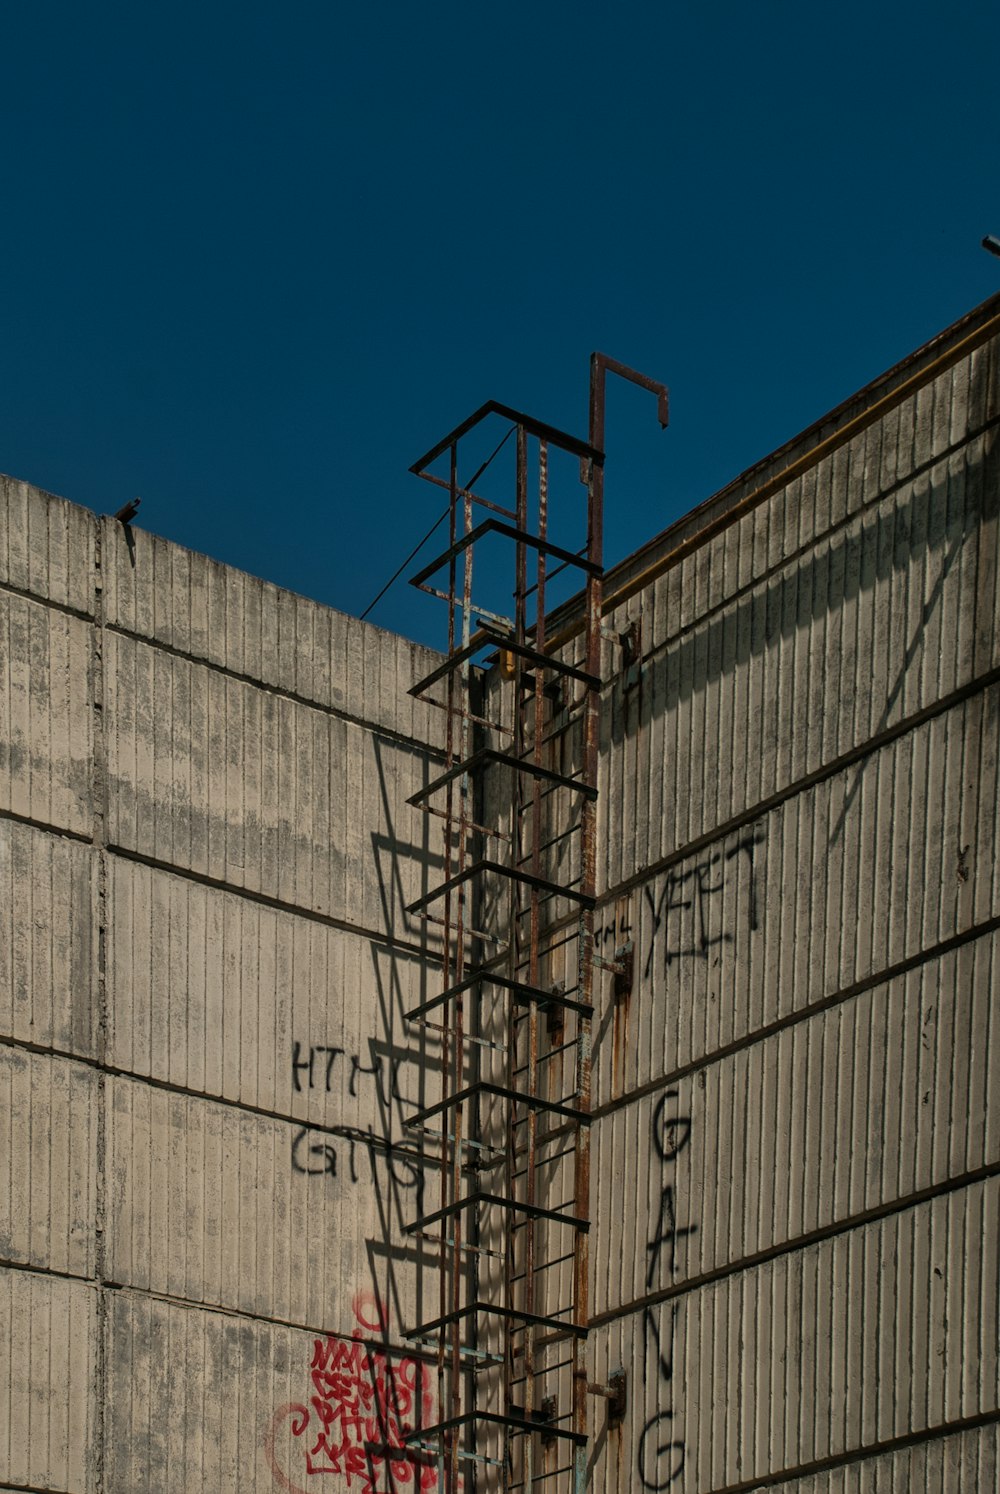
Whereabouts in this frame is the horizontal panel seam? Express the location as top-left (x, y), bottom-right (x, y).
top-left (0, 1032), bottom-right (435, 1170)
top-left (588, 1158), bottom-right (1000, 1329)
top-left (0, 1259), bottom-right (435, 1365)
top-left (103, 620), bottom-right (446, 758)
top-left (704, 1409), bottom-right (1000, 1492)
top-left (598, 663), bottom-right (1000, 909)
top-left (0, 575), bottom-right (95, 622)
top-left (0, 807), bottom-right (92, 846)
top-left (592, 913), bottom-right (1000, 1119)
top-left (0, 816), bottom-right (440, 957)
top-left (620, 409), bottom-right (1000, 664)
top-left (105, 842), bottom-right (440, 956)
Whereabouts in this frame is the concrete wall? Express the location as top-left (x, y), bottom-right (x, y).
top-left (581, 304), bottom-right (1000, 1490)
top-left (2, 293), bottom-right (998, 1494)
top-left (0, 486), bottom-right (446, 1493)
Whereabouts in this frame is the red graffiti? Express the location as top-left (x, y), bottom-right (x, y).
top-left (266, 1295), bottom-right (440, 1494)
top-left (265, 1405), bottom-right (312, 1494)
top-left (351, 1290), bottom-right (388, 1334)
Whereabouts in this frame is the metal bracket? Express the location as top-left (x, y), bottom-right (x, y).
top-left (588, 1369), bottom-right (627, 1427)
top-left (593, 954), bottom-right (625, 976)
top-left (593, 940), bottom-right (633, 986)
top-left (534, 1396), bottom-right (559, 1447)
top-left (613, 941), bottom-right (634, 1001)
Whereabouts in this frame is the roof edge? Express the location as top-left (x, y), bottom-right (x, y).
top-left (545, 289), bottom-right (1000, 647)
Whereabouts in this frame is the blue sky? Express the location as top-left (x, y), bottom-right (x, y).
top-left (2, 2), bottom-right (998, 646)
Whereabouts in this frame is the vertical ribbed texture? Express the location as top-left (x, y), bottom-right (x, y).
top-left (104, 1290), bottom-right (412, 1493)
top-left (0, 1267), bottom-right (94, 1491)
top-left (583, 331), bottom-right (999, 1491)
top-left (0, 1050), bottom-right (97, 1277)
top-left (103, 631), bottom-right (437, 932)
top-left (0, 474), bottom-right (95, 615)
top-left (590, 680), bottom-right (1000, 1104)
top-left (2, 315), bottom-right (998, 1491)
top-left (0, 819), bottom-right (95, 1054)
top-left (106, 858), bottom-right (436, 1115)
top-left (2, 477), bottom-right (446, 1489)
top-left (0, 592), bottom-right (93, 834)
top-left (100, 515), bottom-right (443, 747)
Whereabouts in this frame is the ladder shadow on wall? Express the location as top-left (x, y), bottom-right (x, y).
top-left (360, 735), bottom-right (446, 1352)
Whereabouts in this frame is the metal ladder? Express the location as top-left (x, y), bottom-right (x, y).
top-left (402, 360), bottom-right (667, 1494)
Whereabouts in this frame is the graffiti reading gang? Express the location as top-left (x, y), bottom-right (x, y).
top-left (639, 1087), bottom-right (696, 1489)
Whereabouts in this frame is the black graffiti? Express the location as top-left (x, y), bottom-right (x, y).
top-left (291, 1125), bottom-right (425, 1215)
top-left (349, 1053), bottom-right (382, 1097)
top-left (639, 1087), bottom-right (697, 1488)
top-left (637, 1411), bottom-right (685, 1489)
top-left (643, 859), bottom-right (727, 974)
top-left (292, 1127), bottom-right (337, 1176)
top-left (643, 1302), bottom-right (678, 1385)
top-left (594, 921), bottom-right (632, 948)
top-left (291, 1042), bottom-right (406, 1101)
top-left (643, 829), bottom-right (763, 979)
top-left (645, 1186), bottom-right (696, 1288)
top-left (726, 828), bottom-right (763, 933)
top-left (652, 1090), bottom-right (691, 1162)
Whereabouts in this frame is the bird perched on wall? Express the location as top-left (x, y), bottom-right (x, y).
top-left (113, 497), bottom-right (141, 524)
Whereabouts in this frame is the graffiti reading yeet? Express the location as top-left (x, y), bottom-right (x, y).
top-left (643, 827), bottom-right (764, 980)
top-left (639, 1088), bottom-right (696, 1490)
top-left (264, 1294), bottom-right (440, 1494)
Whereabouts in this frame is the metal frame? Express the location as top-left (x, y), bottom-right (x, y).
top-left (404, 357), bottom-right (667, 1494)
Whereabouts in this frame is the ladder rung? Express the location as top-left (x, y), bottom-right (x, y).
top-left (406, 1190), bottom-right (588, 1236)
top-left (406, 972), bottom-right (591, 1024)
top-left (511, 1247), bottom-right (576, 1280)
top-left (401, 1406), bottom-right (586, 1447)
top-left (414, 1231), bottom-right (505, 1259)
top-left (407, 1301), bottom-right (587, 1342)
top-left (407, 1440), bottom-right (504, 1467)
top-left (404, 1080), bottom-right (590, 1131)
top-left (508, 1464), bottom-right (575, 1488)
top-left (408, 746), bottom-right (597, 808)
top-left (509, 1354), bottom-right (576, 1385)
top-left (406, 1338), bottom-right (504, 1366)
top-left (407, 858), bottom-right (596, 917)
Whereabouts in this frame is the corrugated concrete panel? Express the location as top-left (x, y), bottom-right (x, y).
top-left (106, 856), bottom-right (439, 1122)
top-left (105, 1289), bottom-right (444, 1493)
top-left (2, 305), bottom-right (997, 1492)
top-left (101, 516), bottom-right (444, 746)
top-left (0, 473), bottom-right (95, 615)
top-left (0, 590), bottom-right (92, 835)
top-left (603, 331), bottom-right (999, 672)
top-left (0, 1049), bottom-right (97, 1278)
top-left (103, 631), bottom-right (439, 929)
top-left (591, 1176), bottom-right (1000, 1492)
top-left (106, 1077), bottom-right (431, 1333)
top-left (761, 1420), bottom-right (999, 1492)
top-left (593, 683), bottom-right (999, 1100)
top-left (0, 819), bottom-right (95, 1055)
top-left (599, 417), bottom-right (999, 890)
top-left (591, 925), bottom-right (999, 1316)
top-left (602, 327), bottom-right (999, 619)
top-left (576, 320), bottom-right (1000, 1491)
top-left (0, 1267), bottom-right (94, 1492)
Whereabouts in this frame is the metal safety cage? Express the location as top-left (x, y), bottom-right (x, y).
top-left (403, 360), bottom-right (667, 1494)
